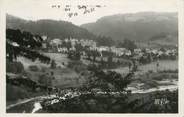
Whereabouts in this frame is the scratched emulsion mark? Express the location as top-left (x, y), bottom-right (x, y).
top-left (31, 102), bottom-right (42, 113)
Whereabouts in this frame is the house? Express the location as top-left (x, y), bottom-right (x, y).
top-left (50, 38), bottom-right (62, 46)
top-left (134, 49), bottom-right (142, 54)
top-left (41, 35), bottom-right (47, 41)
top-left (151, 49), bottom-right (158, 54)
top-left (158, 50), bottom-right (164, 56)
top-left (50, 38), bottom-right (62, 52)
top-left (165, 50), bottom-right (172, 55)
top-left (145, 48), bottom-right (152, 53)
top-left (42, 43), bottom-right (47, 49)
top-left (97, 46), bottom-right (110, 52)
top-left (58, 47), bottom-right (68, 53)
top-left (110, 47), bottom-right (127, 56)
top-left (125, 50), bottom-right (132, 56)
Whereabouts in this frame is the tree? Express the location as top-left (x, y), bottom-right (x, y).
top-left (50, 60), bottom-right (57, 69)
top-left (67, 50), bottom-right (81, 60)
top-left (91, 50), bottom-right (100, 62)
top-left (85, 49), bottom-right (92, 60)
top-left (75, 43), bottom-right (83, 52)
top-left (96, 36), bottom-right (115, 46)
top-left (101, 51), bottom-right (114, 57)
top-left (6, 29), bottom-right (50, 63)
top-left (107, 56), bottom-right (113, 65)
top-left (86, 64), bottom-right (133, 92)
top-left (65, 41), bottom-right (72, 51)
top-left (118, 39), bottom-right (137, 52)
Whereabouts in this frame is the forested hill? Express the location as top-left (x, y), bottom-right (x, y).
top-left (81, 12), bottom-right (178, 44)
top-left (6, 14), bottom-right (96, 40)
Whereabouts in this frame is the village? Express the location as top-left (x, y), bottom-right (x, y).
top-left (43, 37), bottom-right (178, 63)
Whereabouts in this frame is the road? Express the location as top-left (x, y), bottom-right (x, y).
top-left (6, 85), bottom-right (178, 113)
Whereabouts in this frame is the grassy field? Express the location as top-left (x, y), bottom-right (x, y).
top-left (110, 60), bottom-right (178, 93)
top-left (14, 54), bottom-right (178, 94)
top-left (16, 53), bottom-right (87, 89)
top-left (44, 53), bottom-right (71, 67)
top-left (17, 53), bottom-right (70, 70)
top-left (138, 60), bottom-right (178, 73)
top-left (111, 60), bottom-right (178, 75)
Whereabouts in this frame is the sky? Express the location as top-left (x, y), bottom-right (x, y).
top-left (4, 0), bottom-right (178, 25)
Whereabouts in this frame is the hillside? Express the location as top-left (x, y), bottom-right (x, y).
top-left (6, 13), bottom-right (178, 47)
top-left (81, 12), bottom-right (178, 45)
top-left (6, 14), bottom-right (96, 40)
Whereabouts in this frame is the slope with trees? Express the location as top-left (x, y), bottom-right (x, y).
top-left (7, 14), bottom-right (116, 46)
top-left (81, 12), bottom-right (178, 46)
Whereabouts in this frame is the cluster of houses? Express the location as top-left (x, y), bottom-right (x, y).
top-left (47, 38), bottom-right (96, 52)
top-left (133, 48), bottom-right (178, 57)
top-left (47, 38), bottom-right (132, 56)
top-left (42, 37), bottom-right (178, 59)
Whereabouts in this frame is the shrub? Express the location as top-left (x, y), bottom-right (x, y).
top-left (38, 73), bottom-right (47, 85)
top-left (50, 60), bottom-right (57, 69)
top-left (6, 61), bottom-right (24, 73)
top-left (68, 61), bottom-right (87, 73)
top-left (6, 84), bottom-right (28, 101)
top-left (41, 67), bottom-right (47, 72)
top-left (152, 74), bottom-right (170, 81)
top-left (148, 70), bottom-right (153, 73)
top-left (29, 65), bottom-right (39, 72)
top-left (158, 69), bottom-right (178, 73)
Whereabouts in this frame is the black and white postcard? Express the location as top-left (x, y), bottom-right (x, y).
top-left (0, 0), bottom-right (184, 116)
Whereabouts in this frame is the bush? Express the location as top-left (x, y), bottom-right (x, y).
top-left (29, 65), bottom-right (39, 72)
top-left (41, 67), bottom-right (47, 72)
top-left (38, 73), bottom-right (47, 85)
top-left (6, 84), bottom-right (28, 101)
top-left (158, 69), bottom-right (178, 73)
top-left (50, 60), bottom-right (57, 69)
top-left (68, 61), bottom-right (87, 73)
top-left (152, 74), bottom-right (170, 81)
top-left (148, 70), bottom-right (153, 73)
top-left (6, 61), bottom-right (24, 74)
